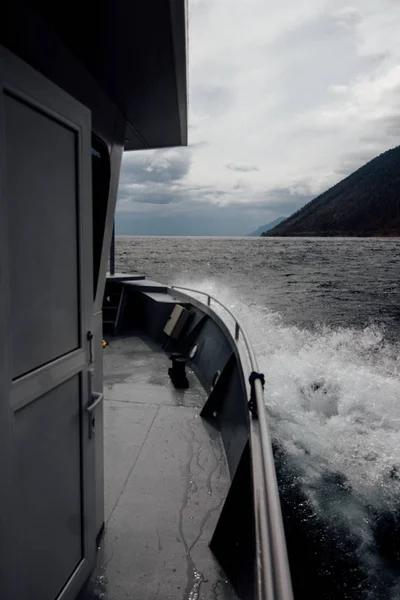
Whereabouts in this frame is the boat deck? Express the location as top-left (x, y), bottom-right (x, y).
top-left (82, 334), bottom-right (236, 600)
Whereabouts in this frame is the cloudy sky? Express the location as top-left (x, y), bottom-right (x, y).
top-left (116, 0), bottom-right (400, 235)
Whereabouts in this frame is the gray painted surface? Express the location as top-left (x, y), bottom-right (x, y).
top-left (104, 273), bottom-right (146, 282)
top-left (216, 362), bottom-right (249, 477)
top-left (6, 93), bottom-right (79, 377)
top-left (190, 319), bottom-right (233, 392)
top-left (93, 311), bottom-right (105, 542)
top-left (104, 401), bottom-right (158, 521)
top-left (0, 54), bottom-right (16, 597)
top-left (83, 335), bottom-right (237, 600)
top-left (90, 70), bottom-right (126, 546)
top-left (0, 47), bottom-right (96, 600)
top-left (93, 127), bottom-right (125, 314)
top-left (16, 376), bottom-right (82, 599)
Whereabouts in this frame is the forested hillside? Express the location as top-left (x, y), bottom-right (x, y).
top-left (264, 146), bottom-right (400, 237)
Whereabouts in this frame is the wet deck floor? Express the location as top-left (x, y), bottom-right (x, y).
top-left (83, 335), bottom-right (236, 600)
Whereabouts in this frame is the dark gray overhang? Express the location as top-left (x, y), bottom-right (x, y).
top-left (0, 1), bottom-right (188, 150)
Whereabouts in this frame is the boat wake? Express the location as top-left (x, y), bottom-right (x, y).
top-left (174, 277), bottom-right (400, 600)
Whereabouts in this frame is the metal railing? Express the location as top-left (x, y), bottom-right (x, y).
top-left (171, 285), bottom-right (257, 365)
top-left (171, 285), bottom-right (294, 600)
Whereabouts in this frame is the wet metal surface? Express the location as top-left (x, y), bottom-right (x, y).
top-left (82, 335), bottom-right (236, 600)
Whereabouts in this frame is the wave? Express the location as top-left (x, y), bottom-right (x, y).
top-left (173, 276), bottom-right (400, 599)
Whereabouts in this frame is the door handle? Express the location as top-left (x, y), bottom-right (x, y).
top-left (87, 391), bottom-right (104, 413)
top-left (86, 392), bottom-right (104, 438)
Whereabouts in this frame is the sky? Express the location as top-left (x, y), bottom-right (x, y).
top-left (116, 0), bottom-right (400, 236)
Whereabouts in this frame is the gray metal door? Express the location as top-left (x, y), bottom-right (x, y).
top-left (0, 48), bottom-right (96, 600)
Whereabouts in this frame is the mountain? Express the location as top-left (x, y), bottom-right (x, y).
top-left (263, 146), bottom-right (400, 237)
top-left (248, 217), bottom-right (286, 236)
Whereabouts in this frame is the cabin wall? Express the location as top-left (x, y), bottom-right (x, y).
top-left (0, 47), bottom-right (97, 598)
top-left (0, 2), bottom-right (133, 294)
top-left (0, 4), bottom-right (188, 598)
top-left (0, 14), bottom-right (133, 545)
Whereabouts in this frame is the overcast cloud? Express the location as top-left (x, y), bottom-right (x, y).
top-left (117, 0), bottom-right (400, 235)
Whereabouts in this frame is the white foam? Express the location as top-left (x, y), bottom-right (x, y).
top-left (174, 277), bottom-right (400, 516)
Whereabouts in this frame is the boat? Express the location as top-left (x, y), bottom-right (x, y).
top-left (0, 2), bottom-right (293, 599)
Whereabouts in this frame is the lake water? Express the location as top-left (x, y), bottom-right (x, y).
top-left (115, 236), bottom-right (400, 600)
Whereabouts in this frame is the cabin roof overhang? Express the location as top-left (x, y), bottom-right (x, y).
top-left (0, 0), bottom-right (188, 150)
